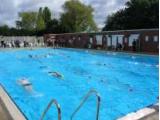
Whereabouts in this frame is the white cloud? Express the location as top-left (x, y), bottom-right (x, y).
top-left (0, 0), bottom-right (128, 29)
top-left (82, 0), bottom-right (128, 28)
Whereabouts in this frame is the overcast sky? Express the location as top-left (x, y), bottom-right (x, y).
top-left (0, 0), bottom-right (128, 29)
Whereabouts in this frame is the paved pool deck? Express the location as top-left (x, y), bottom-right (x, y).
top-left (0, 86), bottom-right (27, 120)
top-left (140, 111), bottom-right (159, 120)
top-left (0, 103), bottom-right (10, 120)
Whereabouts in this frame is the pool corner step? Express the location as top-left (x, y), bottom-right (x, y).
top-left (117, 103), bottom-right (159, 120)
top-left (0, 85), bottom-right (27, 120)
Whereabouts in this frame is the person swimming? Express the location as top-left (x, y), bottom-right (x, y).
top-left (39, 66), bottom-right (48, 69)
top-left (17, 78), bottom-right (32, 92)
top-left (28, 54), bottom-right (38, 59)
top-left (129, 88), bottom-right (133, 92)
top-left (48, 52), bottom-right (54, 56)
top-left (131, 56), bottom-right (136, 59)
top-left (44, 54), bottom-right (51, 58)
top-left (48, 71), bottom-right (64, 79)
top-left (28, 54), bottom-right (33, 58)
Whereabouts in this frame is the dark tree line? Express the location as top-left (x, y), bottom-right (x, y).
top-left (103, 0), bottom-right (159, 31)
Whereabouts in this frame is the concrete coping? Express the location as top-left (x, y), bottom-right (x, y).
top-left (0, 85), bottom-right (27, 120)
top-left (118, 103), bottom-right (159, 120)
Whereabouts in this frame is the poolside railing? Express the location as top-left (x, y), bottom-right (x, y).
top-left (70, 89), bottom-right (101, 120)
top-left (40, 99), bottom-right (61, 120)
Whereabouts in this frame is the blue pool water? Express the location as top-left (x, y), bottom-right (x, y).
top-left (0, 48), bottom-right (158, 120)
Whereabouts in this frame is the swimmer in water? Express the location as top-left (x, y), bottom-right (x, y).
top-left (44, 54), bottom-right (50, 58)
top-left (28, 55), bottom-right (38, 59)
top-left (49, 71), bottom-right (64, 79)
top-left (129, 88), bottom-right (133, 92)
top-left (112, 53), bottom-right (116, 55)
top-left (156, 65), bottom-right (159, 68)
top-left (28, 54), bottom-right (33, 58)
top-left (88, 76), bottom-right (92, 79)
top-left (48, 53), bottom-right (54, 56)
top-left (39, 66), bottom-right (48, 69)
top-left (17, 78), bottom-right (32, 92)
top-left (66, 55), bottom-right (70, 58)
top-left (157, 96), bottom-right (159, 100)
top-left (131, 56), bottom-right (136, 59)
top-left (100, 79), bottom-right (105, 83)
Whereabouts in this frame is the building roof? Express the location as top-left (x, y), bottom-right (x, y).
top-left (48, 28), bottom-right (159, 36)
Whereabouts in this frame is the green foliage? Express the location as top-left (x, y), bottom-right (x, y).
top-left (0, 1), bottom-right (98, 35)
top-left (43, 7), bottom-right (52, 26)
top-left (60, 0), bottom-right (97, 32)
top-left (36, 7), bottom-right (46, 30)
top-left (103, 0), bottom-right (159, 31)
top-left (0, 25), bottom-right (36, 36)
top-left (19, 12), bottom-right (37, 30)
top-left (17, 7), bottom-right (52, 32)
top-left (45, 19), bottom-right (62, 33)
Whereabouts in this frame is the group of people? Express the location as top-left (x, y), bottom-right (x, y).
top-left (0, 40), bottom-right (32, 48)
top-left (46, 39), bottom-right (66, 48)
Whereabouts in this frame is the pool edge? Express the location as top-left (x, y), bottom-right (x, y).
top-left (118, 103), bottom-right (159, 120)
top-left (0, 85), bottom-right (27, 120)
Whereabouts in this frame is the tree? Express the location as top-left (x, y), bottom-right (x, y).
top-left (43, 7), bottom-right (52, 26)
top-left (0, 25), bottom-right (36, 36)
top-left (103, 0), bottom-right (159, 31)
top-left (18, 12), bottom-right (37, 30)
top-left (60, 0), bottom-right (97, 32)
top-left (45, 19), bottom-right (62, 33)
top-left (36, 7), bottom-right (45, 30)
top-left (0, 25), bottom-right (9, 36)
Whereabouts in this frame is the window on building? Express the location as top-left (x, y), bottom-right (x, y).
top-left (96, 35), bottom-right (102, 45)
top-left (107, 36), bottom-right (111, 46)
top-left (117, 35), bottom-right (123, 44)
top-left (153, 36), bottom-right (158, 42)
top-left (111, 35), bottom-right (116, 47)
top-left (145, 36), bottom-right (149, 42)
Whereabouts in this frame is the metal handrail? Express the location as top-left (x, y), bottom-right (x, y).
top-left (70, 89), bottom-right (101, 120)
top-left (40, 99), bottom-right (61, 120)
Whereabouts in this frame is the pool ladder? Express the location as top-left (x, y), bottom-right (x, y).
top-left (40, 89), bottom-right (101, 120)
top-left (70, 89), bottom-right (101, 120)
top-left (40, 99), bottom-right (61, 120)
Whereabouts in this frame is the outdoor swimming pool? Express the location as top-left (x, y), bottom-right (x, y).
top-left (0, 48), bottom-right (158, 120)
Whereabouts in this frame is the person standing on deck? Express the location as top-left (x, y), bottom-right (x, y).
top-left (132, 40), bottom-right (136, 51)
